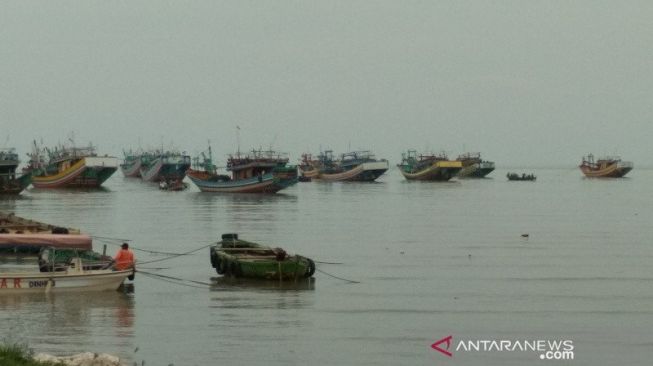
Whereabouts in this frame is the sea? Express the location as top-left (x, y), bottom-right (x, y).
top-left (1, 168), bottom-right (651, 366)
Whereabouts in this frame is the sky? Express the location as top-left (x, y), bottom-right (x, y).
top-left (1, 1), bottom-right (652, 168)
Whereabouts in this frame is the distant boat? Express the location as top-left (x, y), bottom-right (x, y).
top-left (120, 150), bottom-right (142, 177)
top-left (309, 150), bottom-right (389, 182)
top-left (397, 150), bottom-right (462, 181)
top-left (298, 153), bottom-right (320, 180)
top-left (456, 152), bottom-right (495, 178)
top-left (0, 148), bottom-right (31, 194)
top-left (187, 146), bottom-right (298, 193)
top-left (25, 142), bottom-right (118, 188)
top-left (210, 233), bottom-right (315, 280)
top-left (579, 154), bottom-right (633, 178)
top-left (139, 150), bottom-right (191, 182)
top-left (507, 172), bottom-right (536, 181)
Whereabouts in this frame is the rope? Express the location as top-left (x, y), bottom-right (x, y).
top-left (136, 244), bottom-right (213, 265)
top-left (91, 235), bottom-right (132, 242)
top-left (94, 237), bottom-right (194, 256)
top-left (314, 260), bottom-right (343, 265)
top-left (315, 268), bottom-right (360, 284)
top-left (137, 269), bottom-right (213, 287)
top-left (138, 271), bottom-right (211, 289)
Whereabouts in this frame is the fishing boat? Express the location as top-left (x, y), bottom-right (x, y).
top-left (209, 233), bottom-right (315, 280)
top-left (456, 152), bottom-right (495, 178)
top-left (0, 257), bottom-right (133, 294)
top-left (158, 179), bottom-right (189, 191)
top-left (139, 150), bottom-right (191, 182)
top-left (397, 150), bottom-right (462, 181)
top-left (187, 147), bottom-right (298, 193)
top-left (579, 154), bottom-right (633, 178)
top-left (25, 142), bottom-right (118, 188)
top-left (310, 150), bottom-right (389, 182)
top-left (298, 153), bottom-right (320, 180)
top-left (507, 172), bottom-right (536, 181)
top-left (0, 212), bottom-right (92, 256)
top-left (120, 150), bottom-right (142, 177)
top-left (0, 148), bottom-right (31, 194)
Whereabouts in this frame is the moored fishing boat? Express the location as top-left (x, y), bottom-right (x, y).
top-left (397, 150), bottom-right (462, 181)
top-left (120, 150), bottom-right (142, 177)
top-left (187, 146), bottom-right (298, 193)
top-left (25, 142), bottom-right (118, 188)
top-left (0, 148), bottom-right (31, 194)
top-left (298, 153), bottom-right (320, 180)
top-left (139, 150), bottom-right (191, 182)
top-left (209, 233), bottom-right (315, 280)
top-left (507, 172), bottom-right (536, 181)
top-left (311, 150), bottom-right (389, 182)
top-left (456, 152), bottom-right (495, 178)
top-left (579, 154), bottom-right (633, 178)
top-left (0, 212), bottom-right (92, 256)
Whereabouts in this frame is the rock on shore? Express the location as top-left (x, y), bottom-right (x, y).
top-left (33, 352), bottom-right (124, 366)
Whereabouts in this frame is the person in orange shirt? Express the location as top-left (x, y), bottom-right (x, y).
top-left (114, 243), bottom-right (135, 271)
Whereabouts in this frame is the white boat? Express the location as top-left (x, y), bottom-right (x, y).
top-left (0, 258), bottom-right (133, 294)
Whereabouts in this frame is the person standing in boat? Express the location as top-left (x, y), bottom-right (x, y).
top-left (114, 243), bottom-right (135, 271)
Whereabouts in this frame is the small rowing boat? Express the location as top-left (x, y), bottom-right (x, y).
top-left (210, 233), bottom-right (315, 280)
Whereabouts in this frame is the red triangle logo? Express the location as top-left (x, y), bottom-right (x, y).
top-left (431, 335), bottom-right (453, 357)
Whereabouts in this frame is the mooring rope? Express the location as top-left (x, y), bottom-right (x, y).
top-left (136, 244), bottom-right (213, 265)
top-left (138, 270), bottom-right (212, 289)
top-left (137, 269), bottom-right (213, 287)
top-left (93, 237), bottom-right (195, 256)
top-left (314, 260), bottom-right (343, 265)
top-left (315, 268), bottom-right (360, 284)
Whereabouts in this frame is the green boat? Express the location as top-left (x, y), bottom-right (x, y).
top-left (210, 234), bottom-right (315, 280)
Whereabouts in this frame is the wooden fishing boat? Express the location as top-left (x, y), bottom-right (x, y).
top-left (120, 150), bottom-right (142, 177)
top-left (139, 150), bottom-right (191, 182)
top-left (187, 146), bottom-right (298, 193)
top-left (310, 150), bottom-right (389, 182)
top-left (0, 258), bottom-right (133, 294)
top-left (397, 150), bottom-right (462, 181)
top-left (210, 233), bottom-right (315, 280)
top-left (0, 148), bottom-right (31, 194)
top-left (25, 142), bottom-right (118, 188)
top-left (456, 152), bottom-right (495, 178)
top-left (298, 153), bottom-right (320, 180)
top-left (0, 212), bottom-right (91, 256)
top-left (579, 154), bottom-right (633, 178)
top-left (507, 172), bottom-right (536, 181)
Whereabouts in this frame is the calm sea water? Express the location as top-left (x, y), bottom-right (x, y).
top-left (1, 168), bottom-right (652, 365)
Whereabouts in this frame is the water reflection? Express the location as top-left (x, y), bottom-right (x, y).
top-left (0, 290), bottom-right (135, 350)
top-left (210, 276), bottom-right (315, 292)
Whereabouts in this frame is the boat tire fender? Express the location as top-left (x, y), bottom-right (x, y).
top-left (215, 257), bottom-right (226, 275)
top-left (230, 262), bottom-right (242, 277)
top-left (304, 257), bottom-right (316, 278)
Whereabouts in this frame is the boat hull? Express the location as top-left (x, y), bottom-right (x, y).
top-left (210, 244), bottom-right (314, 280)
top-left (0, 269), bottom-right (132, 294)
top-left (32, 157), bottom-right (118, 188)
top-left (0, 173), bottom-right (32, 195)
top-left (580, 165), bottom-right (632, 178)
top-left (457, 162), bottom-right (495, 178)
top-left (188, 170), bottom-right (297, 193)
top-left (0, 234), bottom-right (93, 255)
top-left (399, 161), bottom-right (462, 181)
top-left (120, 159), bottom-right (142, 178)
top-left (315, 161), bottom-right (389, 182)
top-left (140, 158), bottom-right (191, 182)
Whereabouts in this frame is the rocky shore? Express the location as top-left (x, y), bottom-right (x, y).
top-left (33, 352), bottom-right (124, 366)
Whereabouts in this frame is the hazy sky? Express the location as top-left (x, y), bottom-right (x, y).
top-left (1, 1), bottom-right (652, 167)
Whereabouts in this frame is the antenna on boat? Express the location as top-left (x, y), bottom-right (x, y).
top-left (236, 125), bottom-right (241, 157)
